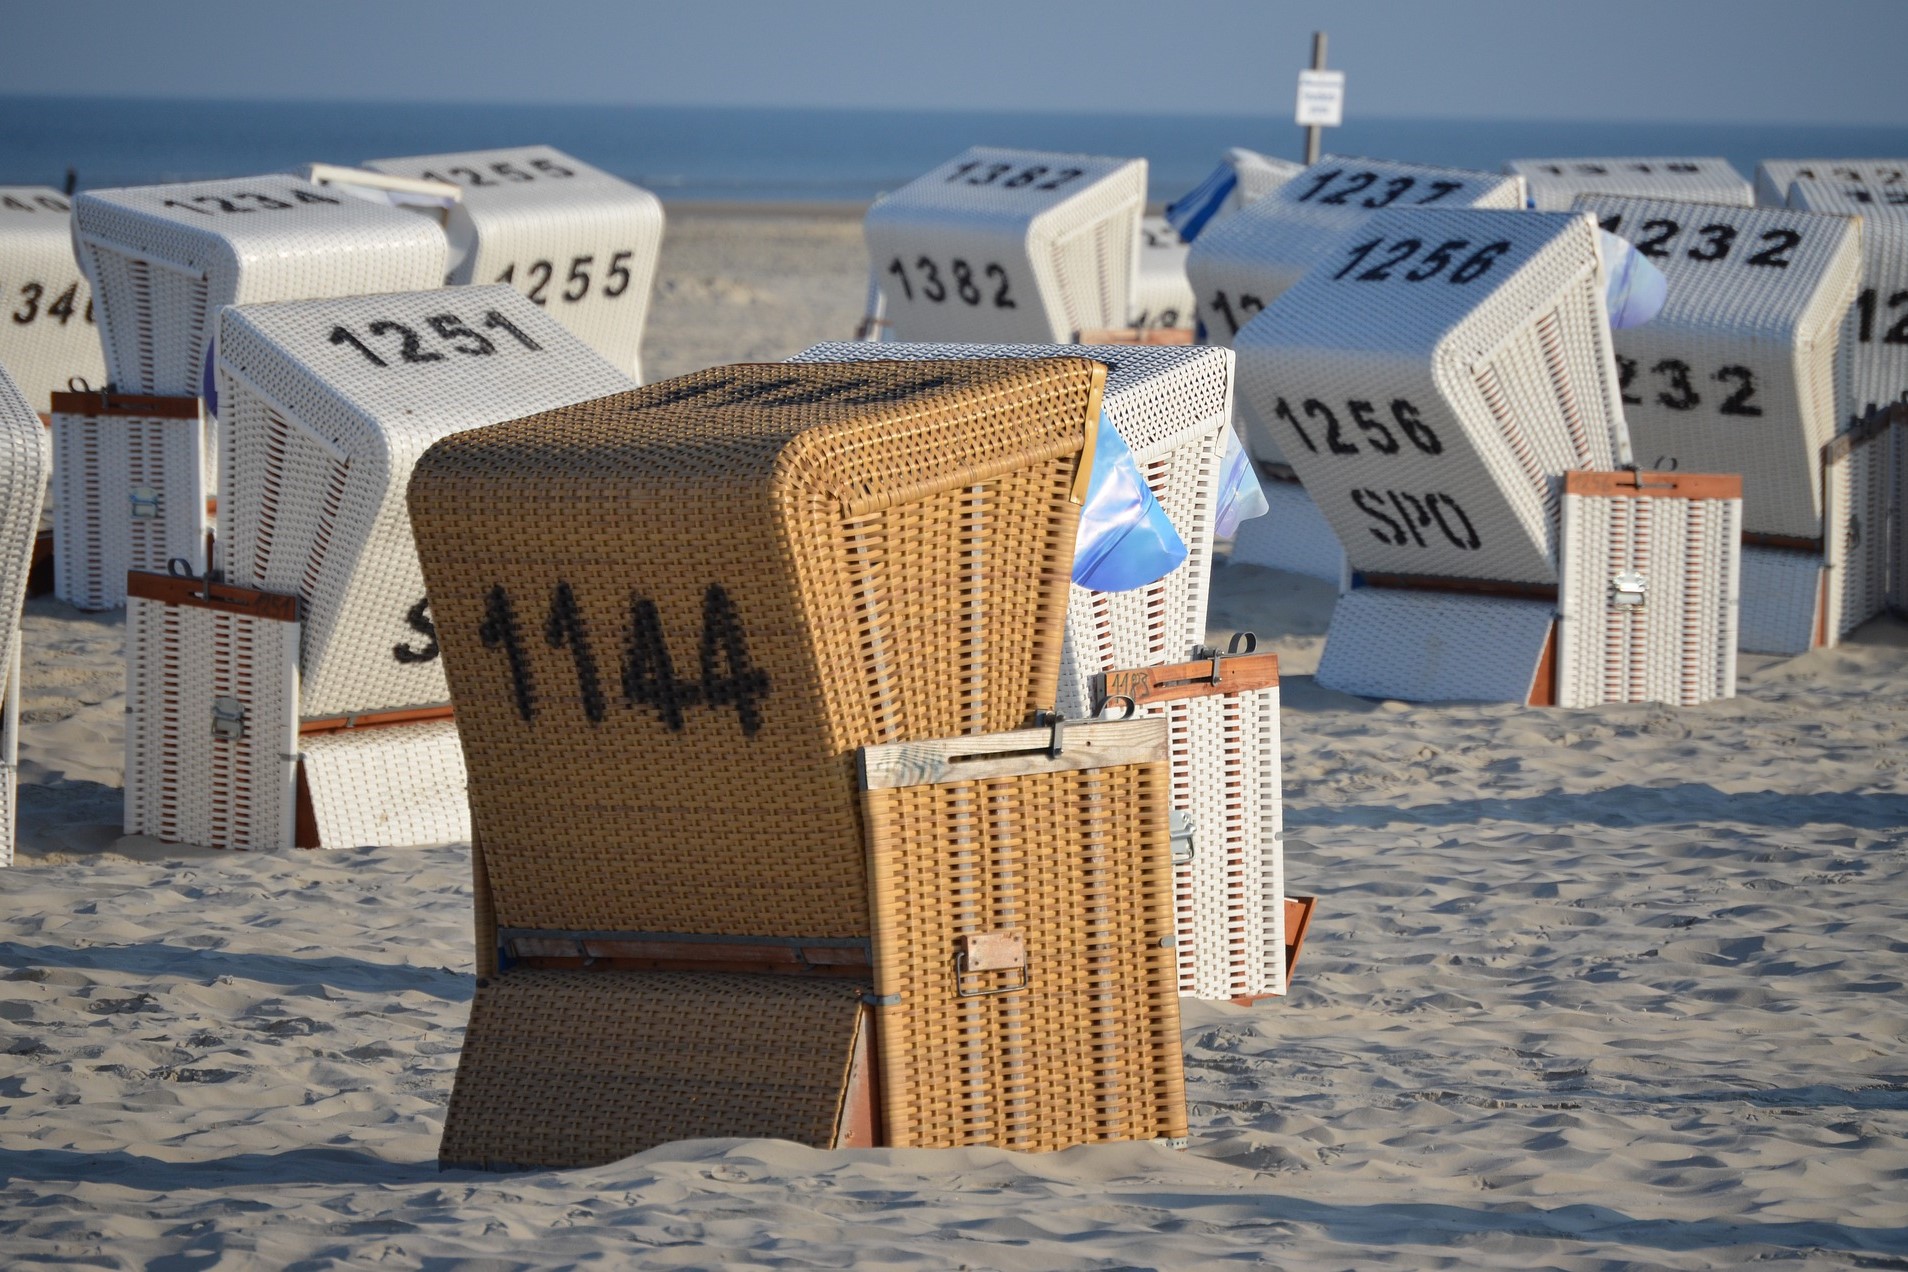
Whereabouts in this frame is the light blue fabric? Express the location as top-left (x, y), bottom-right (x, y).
top-left (1212, 426), bottom-right (1269, 539)
top-left (1165, 162), bottom-right (1238, 244)
top-left (1072, 412), bottom-right (1188, 593)
top-left (1599, 229), bottom-right (1668, 329)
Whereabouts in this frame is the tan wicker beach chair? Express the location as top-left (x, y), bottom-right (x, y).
top-left (1236, 208), bottom-right (1742, 706)
top-left (411, 357), bottom-right (1112, 1166)
top-left (364, 147), bottom-right (663, 383)
top-left (0, 363), bottom-right (51, 865)
top-left (123, 286), bottom-right (633, 851)
top-left (0, 188), bottom-right (105, 416)
top-left (865, 147), bottom-right (1146, 344)
top-left (1508, 158), bottom-right (1751, 211)
top-left (1577, 195), bottom-right (1866, 652)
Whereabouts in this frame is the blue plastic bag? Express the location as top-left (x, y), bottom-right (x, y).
top-left (1212, 427), bottom-right (1269, 539)
top-left (1072, 412), bottom-right (1188, 593)
top-left (1599, 229), bottom-right (1668, 330)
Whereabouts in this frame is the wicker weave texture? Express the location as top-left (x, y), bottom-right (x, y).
top-left (123, 593), bottom-right (301, 849)
top-left (1318, 587), bottom-right (1555, 703)
top-left (72, 175), bottom-right (447, 397)
top-left (0, 366), bottom-right (49, 864)
top-left (1757, 160), bottom-right (1908, 208)
top-left (1225, 478), bottom-right (1347, 583)
top-left (1890, 419), bottom-right (1908, 613)
top-left (1235, 209), bottom-right (1625, 586)
top-left (1784, 182), bottom-right (1908, 425)
top-left (1507, 158), bottom-right (1751, 212)
top-left (363, 147), bottom-right (663, 383)
top-left (790, 341), bottom-right (1232, 718)
top-left (1822, 423), bottom-right (1895, 644)
top-left (301, 720), bottom-right (469, 847)
top-left (1577, 195), bottom-right (1861, 541)
top-left (861, 719), bottom-right (1187, 1150)
top-left (0, 188), bottom-right (106, 414)
top-left (51, 402), bottom-right (206, 609)
top-left (1556, 485), bottom-right (1741, 707)
top-left (409, 359), bottom-right (1100, 939)
top-left (439, 970), bottom-right (868, 1169)
top-left (1131, 217), bottom-right (1196, 330)
top-left (1737, 546), bottom-right (1823, 655)
top-left (216, 285), bottom-right (634, 720)
top-left (865, 147), bottom-right (1145, 343)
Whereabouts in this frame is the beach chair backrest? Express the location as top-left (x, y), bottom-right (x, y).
top-left (0, 362), bottom-right (50, 862)
top-left (0, 187), bottom-right (104, 413)
top-left (1508, 157), bottom-right (1751, 212)
top-left (1576, 194), bottom-right (1862, 540)
top-left (364, 146), bottom-right (663, 382)
top-left (864, 146), bottom-right (1146, 343)
top-left (1784, 180), bottom-right (1908, 424)
top-left (1756, 159), bottom-right (1908, 208)
top-left (1234, 209), bottom-right (1624, 585)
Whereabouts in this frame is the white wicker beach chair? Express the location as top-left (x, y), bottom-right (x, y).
top-left (1237, 208), bottom-right (1742, 706)
top-left (1783, 180), bottom-right (1908, 424)
top-left (791, 340), bottom-right (1234, 718)
top-left (1132, 150), bottom-right (1305, 333)
top-left (1507, 158), bottom-right (1751, 211)
top-left (0, 188), bottom-right (105, 415)
top-left (0, 363), bottom-right (50, 865)
top-left (124, 285), bottom-right (634, 851)
top-left (1129, 217), bottom-right (1196, 332)
top-left (363, 147), bottom-right (663, 383)
top-left (49, 390), bottom-right (204, 608)
top-left (1577, 195), bottom-right (1867, 652)
top-left (1756, 160), bottom-right (1908, 208)
top-left (864, 147), bottom-right (1146, 343)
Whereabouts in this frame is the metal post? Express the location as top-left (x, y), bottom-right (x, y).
top-left (1304, 32), bottom-right (1328, 165)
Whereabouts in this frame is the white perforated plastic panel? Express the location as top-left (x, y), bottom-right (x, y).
top-left (301, 720), bottom-right (470, 847)
top-left (51, 403), bottom-right (206, 609)
top-left (0, 365), bottom-right (48, 863)
top-left (864, 147), bottom-right (1146, 342)
top-left (1737, 546), bottom-right (1824, 655)
top-left (1507, 158), bottom-right (1750, 212)
top-left (216, 284), bottom-right (635, 719)
top-left (791, 340), bottom-right (1232, 717)
top-left (364, 147), bottom-right (663, 383)
top-left (1317, 587), bottom-right (1555, 703)
top-left (1578, 196), bottom-right (1861, 540)
top-left (1822, 424), bottom-right (1894, 645)
top-left (1235, 209), bottom-right (1625, 585)
top-left (1784, 181), bottom-right (1908, 426)
top-left (0, 188), bottom-right (105, 414)
top-left (72, 175), bottom-right (447, 397)
top-left (1130, 217), bottom-right (1195, 330)
top-left (1756, 160), bottom-right (1908, 208)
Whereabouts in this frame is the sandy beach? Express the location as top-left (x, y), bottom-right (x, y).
top-left (4, 204), bottom-right (1907, 1269)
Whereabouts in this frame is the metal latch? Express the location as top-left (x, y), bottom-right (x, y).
top-left (130, 486), bottom-right (160, 519)
top-left (1610, 571), bottom-right (1647, 607)
top-left (1169, 809), bottom-right (1196, 865)
top-left (954, 930), bottom-right (1029, 997)
top-left (210, 696), bottom-right (246, 740)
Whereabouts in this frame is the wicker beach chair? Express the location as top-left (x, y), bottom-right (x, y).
top-left (122, 286), bottom-right (632, 851)
top-left (1507, 158), bottom-right (1752, 212)
top-left (1236, 207), bottom-right (1743, 706)
top-left (864, 147), bottom-right (1146, 344)
top-left (1578, 195), bottom-right (1867, 652)
top-left (1756, 160), bottom-right (1908, 209)
top-left (858, 717), bottom-right (1186, 1150)
top-left (0, 364), bottom-right (51, 865)
top-left (1185, 158), bottom-right (1523, 580)
top-left (1783, 180), bottom-right (1908, 424)
top-left (1130, 217), bottom-right (1197, 332)
top-left (364, 146), bottom-right (663, 383)
top-left (411, 358), bottom-right (1106, 1164)
top-left (66, 175), bottom-right (446, 608)
top-left (0, 188), bottom-right (105, 416)
top-left (790, 340), bottom-right (1233, 718)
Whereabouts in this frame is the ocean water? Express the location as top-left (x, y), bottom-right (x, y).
top-left (3, 96), bottom-right (1906, 204)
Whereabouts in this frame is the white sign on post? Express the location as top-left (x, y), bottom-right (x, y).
top-left (1295, 70), bottom-right (1345, 128)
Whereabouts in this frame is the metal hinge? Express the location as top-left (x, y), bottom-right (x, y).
top-left (1610, 570), bottom-right (1647, 607)
top-left (130, 486), bottom-right (160, 519)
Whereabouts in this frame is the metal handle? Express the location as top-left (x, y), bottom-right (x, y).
top-left (954, 949), bottom-right (1031, 998)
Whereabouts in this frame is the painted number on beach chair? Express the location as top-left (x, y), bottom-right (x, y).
top-left (1206, 290), bottom-right (1263, 336)
top-left (0, 193), bottom-right (70, 213)
top-left (941, 160), bottom-right (1086, 192)
top-left (420, 157), bottom-right (575, 186)
top-left (159, 189), bottom-right (342, 215)
top-left (478, 582), bottom-right (771, 735)
top-left (1291, 168), bottom-right (1467, 207)
top-left (327, 309), bottom-right (542, 368)
top-left (10, 281), bottom-right (91, 327)
top-left (495, 251), bottom-right (639, 305)
top-left (1272, 396), bottom-right (1443, 456)
top-left (1350, 488), bottom-right (1482, 551)
top-left (1616, 356), bottom-right (1763, 416)
top-left (1855, 290), bottom-right (1908, 345)
top-left (886, 256), bottom-right (1016, 309)
top-left (1596, 215), bottom-right (1803, 268)
top-left (1331, 236), bottom-right (1514, 284)
top-left (1540, 162), bottom-right (1701, 176)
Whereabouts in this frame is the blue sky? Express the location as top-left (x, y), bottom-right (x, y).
top-left (4, 0), bottom-right (1904, 124)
